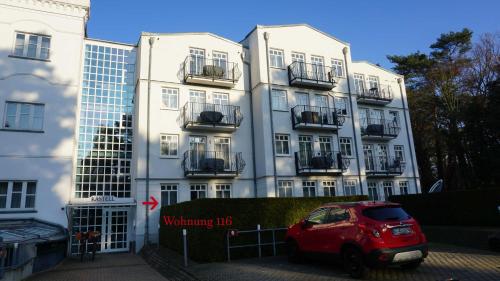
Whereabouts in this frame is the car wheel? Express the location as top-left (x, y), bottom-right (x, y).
top-left (489, 238), bottom-right (500, 252)
top-left (286, 239), bottom-right (303, 263)
top-left (343, 247), bottom-right (367, 279)
top-left (401, 260), bottom-right (422, 270)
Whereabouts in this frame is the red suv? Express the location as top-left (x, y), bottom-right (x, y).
top-left (285, 201), bottom-right (428, 278)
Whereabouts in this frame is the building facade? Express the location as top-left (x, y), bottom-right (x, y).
top-left (0, 0), bottom-right (420, 256)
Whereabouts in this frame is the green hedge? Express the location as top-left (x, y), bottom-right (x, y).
top-left (159, 196), bottom-right (367, 262)
top-left (389, 189), bottom-right (500, 227)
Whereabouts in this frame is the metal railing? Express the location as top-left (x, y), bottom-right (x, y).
top-left (294, 150), bottom-right (350, 173)
top-left (226, 225), bottom-right (288, 262)
top-left (182, 150), bottom-right (245, 176)
top-left (291, 105), bottom-right (345, 128)
top-left (365, 156), bottom-right (405, 175)
top-left (288, 61), bottom-right (335, 85)
top-left (183, 56), bottom-right (241, 83)
top-left (180, 102), bottom-right (243, 128)
top-left (356, 84), bottom-right (393, 101)
top-left (360, 118), bottom-right (401, 138)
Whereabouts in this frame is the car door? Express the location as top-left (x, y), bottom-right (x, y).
top-left (322, 207), bottom-right (353, 253)
top-left (298, 208), bottom-right (329, 252)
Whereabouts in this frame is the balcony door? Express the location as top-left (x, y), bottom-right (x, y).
top-left (370, 109), bottom-right (384, 125)
top-left (363, 144), bottom-right (374, 171)
top-left (310, 56), bottom-right (325, 81)
top-left (318, 136), bottom-right (332, 156)
top-left (296, 92), bottom-right (309, 106)
top-left (299, 135), bottom-right (313, 166)
top-left (189, 48), bottom-right (205, 75)
top-left (291, 52), bottom-right (306, 76)
top-left (213, 51), bottom-right (228, 77)
top-left (353, 74), bottom-right (365, 94)
top-left (377, 144), bottom-right (389, 171)
top-left (189, 90), bottom-right (207, 114)
top-left (214, 137), bottom-right (231, 170)
top-left (189, 136), bottom-right (207, 170)
top-left (368, 76), bottom-right (380, 91)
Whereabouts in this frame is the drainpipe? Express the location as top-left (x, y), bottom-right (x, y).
top-left (342, 47), bottom-right (363, 194)
top-left (327, 91), bottom-right (344, 193)
top-left (243, 55), bottom-right (258, 197)
top-left (145, 36), bottom-right (155, 245)
top-left (397, 78), bottom-right (419, 193)
top-left (263, 32), bottom-right (278, 197)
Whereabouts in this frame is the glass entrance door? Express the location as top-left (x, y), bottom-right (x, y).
top-left (101, 208), bottom-right (129, 252)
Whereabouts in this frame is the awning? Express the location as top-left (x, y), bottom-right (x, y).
top-left (0, 219), bottom-right (67, 245)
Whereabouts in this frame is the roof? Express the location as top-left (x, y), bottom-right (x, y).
top-left (352, 60), bottom-right (403, 78)
top-left (241, 24), bottom-right (350, 46)
top-left (141, 32), bottom-right (243, 47)
top-left (321, 201), bottom-right (401, 208)
top-left (0, 219), bottom-right (67, 244)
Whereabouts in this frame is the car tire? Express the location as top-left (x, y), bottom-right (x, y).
top-left (489, 238), bottom-right (500, 252)
top-left (401, 260), bottom-right (422, 270)
top-left (286, 239), bottom-right (303, 263)
top-left (343, 247), bottom-right (367, 279)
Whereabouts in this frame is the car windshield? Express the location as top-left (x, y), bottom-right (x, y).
top-left (362, 206), bottom-right (411, 221)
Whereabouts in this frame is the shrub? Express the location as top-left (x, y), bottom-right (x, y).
top-left (159, 196), bottom-right (367, 262)
top-left (389, 189), bottom-right (500, 227)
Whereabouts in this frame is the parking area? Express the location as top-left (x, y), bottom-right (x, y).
top-left (190, 244), bottom-right (500, 281)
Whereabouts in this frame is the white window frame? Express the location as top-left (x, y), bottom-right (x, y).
top-left (274, 134), bottom-right (290, 156)
top-left (339, 137), bottom-right (353, 157)
top-left (368, 75), bottom-right (380, 90)
top-left (353, 74), bottom-right (365, 94)
top-left (215, 184), bottom-right (231, 198)
top-left (190, 184), bottom-right (207, 200)
top-left (161, 88), bottom-right (179, 110)
top-left (0, 181), bottom-right (37, 210)
top-left (322, 181), bottom-right (336, 197)
top-left (161, 184), bottom-right (178, 206)
top-left (334, 97), bottom-right (349, 116)
top-left (343, 180), bottom-right (358, 196)
top-left (269, 48), bottom-right (285, 68)
top-left (295, 92), bottom-right (309, 106)
top-left (367, 181), bottom-right (379, 201)
top-left (302, 181), bottom-right (316, 198)
top-left (278, 180), bottom-right (293, 197)
top-left (271, 89), bottom-right (288, 111)
top-left (383, 181), bottom-right (394, 200)
top-left (394, 145), bottom-right (405, 162)
top-left (12, 32), bottom-right (51, 60)
top-left (331, 59), bottom-right (345, 78)
top-left (399, 181), bottom-right (409, 195)
top-left (160, 134), bottom-right (178, 158)
top-left (3, 102), bottom-right (45, 131)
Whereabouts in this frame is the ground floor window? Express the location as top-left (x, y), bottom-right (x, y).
top-left (322, 181), bottom-right (336, 197)
top-left (302, 181), bottom-right (316, 197)
top-left (383, 181), bottom-right (394, 199)
top-left (0, 180), bottom-right (37, 209)
top-left (399, 181), bottom-right (409, 195)
top-left (161, 184), bottom-right (178, 206)
top-left (215, 184), bottom-right (231, 198)
top-left (278, 180), bottom-right (293, 197)
top-left (343, 180), bottom-right (358, 196)
top-left (368, 182), bottom-right (379, 200)
top-left (190, 184), bottom-right (207, 200)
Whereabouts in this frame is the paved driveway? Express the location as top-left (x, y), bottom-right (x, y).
top-left (27, 253), bottom-right (168, 281)
top-left (190, 244), bottom-right (500, 281)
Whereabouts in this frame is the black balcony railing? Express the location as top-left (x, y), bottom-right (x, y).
top-left (365, 156), bottom-right (405, 176)
top-left (360, 118), bottom-right (400, 138)
top-left (288, 61), bottom-right (336, 90)
top-left (356, 84), bottom-right (393, 104)
top-left (182, 150), bottom-right (245, 177)
top-left (180, 102), bottom-right (243, 129)
top-left (291, 105), bottom-right (345, 130)
top-left (294, 150), bottom-right (350, 175)
top-left (184, 56), bottom-right (241, 83)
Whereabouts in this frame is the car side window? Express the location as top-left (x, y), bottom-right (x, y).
top-left (307, 208), bottom-right (329, 224)
top-left (326, 207), bottom-right (350, 223)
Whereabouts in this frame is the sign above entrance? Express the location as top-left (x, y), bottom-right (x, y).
top-left (91, 195), bottom-right (115, 202)
top-left (69, 196), bottom-right (136, 206)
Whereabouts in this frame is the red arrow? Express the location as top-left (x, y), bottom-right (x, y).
top-left (142, 196), bottom-right (159, 210)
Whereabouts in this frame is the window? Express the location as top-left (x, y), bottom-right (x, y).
top-left (368, 182), bottom-right (379, 201)
top-left (271, 89), bottom-right (287, 111)
top-left (331, 59), bottom-right (344, 77)
top-left (343, 180), bottom-right (358, 196)
top-left (212, 93), bottom-right (229, 105)
top-left (215, 184), bottom-right (231, 198)
top-left (362, 206), bottom-right (411, 221)
top-left (296, 92), bottom-right (309, 106)
top-left (3, 102), bottom-right (44, 131)
top-left (315, 95), bottom-right (329, 108)
top-left (302, 181), bottom-right (316, 197)
top-left (310, 56), bottom-right (325, 80)
top-left (160, 134), bottom-right (178, 157)
top-left (323, 181), bottom-right (336, 197)
top-left (328, 207), bottom-right (350, 223)
top-left (161, 88), bottom-right (178, 109)
top-left (13, 32), bottom-right (51, 60)
top-left (0, 181), bottom-right (37, 210)
top-left (319, 137), bottom-right (332, 154)
top-left (269, 49), bottom-right (284, 68)
top-left (190, 184), bottom-right (207, 200)
top-left (368, 76), bottom-right (380, 90)
top-left (334, 97), bottom-right (348, 115)
top-left (307, 208), bottom-right (328, 224)
top-left (394, 145), bottom-right (405, 162)
top-left (161, 184), bottom-right (178, 206)
top-left (399, 181), bottom-right (409, 195)
top-left (339, 138), bottom-right (353, 157)
top-left (291, 52), bottom-right (305, 63)
top-left (189, 90), bottom-right (206, 104)
top-left (383, 181), bottom-right (394, 200)
top-left (278, 181), bottom-right (293, 197)
top-left (389, 111), bottom-right (400, 126)
top-left (353, 74), bottom-right (365, 94)
top-left (274, 134), bottom-right (290, 156)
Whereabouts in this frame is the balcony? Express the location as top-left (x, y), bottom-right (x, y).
top-left (356, 84), bottom-right (393, 105)
top-left (179, 102), bottom-right (243, 132)
top-left (360, 118), bottom-right (400, 140)
top-left (288, 61), bottom-right (336, 90)
top-left (183, 56), bottom-right (241, 88)
top-left (291, 105), bottom-right (345, 131)
top-left (365, 156), bottom-right (405, 177)
top-left (294, 150), bottom-right (350, 176)
top-left (182, 150), bottom-right (245, 178)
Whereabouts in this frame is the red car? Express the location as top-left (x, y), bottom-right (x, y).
top-left (285, 201), bottom-right (428, 278)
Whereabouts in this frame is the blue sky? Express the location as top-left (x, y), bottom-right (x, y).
top-left (87, 0), bottom-right (499, 69)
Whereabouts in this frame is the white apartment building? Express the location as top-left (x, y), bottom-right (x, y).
top-left (0, 0), bottom-right (420, 261)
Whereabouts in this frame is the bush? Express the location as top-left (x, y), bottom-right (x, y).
top-left (389, 189), bottom-right (500, 227)
top-left (159, 196), bottom-right (367, 262)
